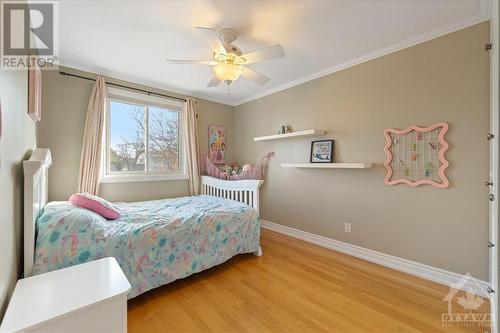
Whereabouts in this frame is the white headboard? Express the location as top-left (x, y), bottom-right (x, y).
top-left (23, 148), bottom-right (52, 277)
top-left (200, 176), bottom-right (264, 214)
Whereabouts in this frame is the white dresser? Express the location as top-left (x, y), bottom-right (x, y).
top-left (0, 257), bottom-right (131, 333)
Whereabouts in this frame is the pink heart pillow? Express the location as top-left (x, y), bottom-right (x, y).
top-left (69, 193), bottom-right (121, 220)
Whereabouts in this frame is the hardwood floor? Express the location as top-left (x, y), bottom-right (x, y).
top-left (128, 229), bottom-right (491, 333)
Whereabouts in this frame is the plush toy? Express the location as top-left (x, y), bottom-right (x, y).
top-left (230, 163), bottom-right (241, 175)
top-left (242, 164), bottom-right (253, 173)
top-left (222, 163), bottom-right (241, 176)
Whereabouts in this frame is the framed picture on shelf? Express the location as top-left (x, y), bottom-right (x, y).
top-left (208, 125), bottom-right (226, 164)
top-left (310, 140), bottom-right (334, 163)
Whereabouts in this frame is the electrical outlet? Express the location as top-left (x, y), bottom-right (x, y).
top-left (345, 223), bottom-right (351, 233)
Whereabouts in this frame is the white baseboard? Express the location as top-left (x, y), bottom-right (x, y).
top-left (261, 220), bottom-right (491, 297)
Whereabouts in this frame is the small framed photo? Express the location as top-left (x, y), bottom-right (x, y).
top-left (310, 140), bottom-right (334, 163)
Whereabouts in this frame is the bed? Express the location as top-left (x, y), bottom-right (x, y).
top-left (24, 149), bottom-right (263, 298)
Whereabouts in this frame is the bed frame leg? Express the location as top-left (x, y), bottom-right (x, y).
top-left (253, 246), bottom-right (263, 256)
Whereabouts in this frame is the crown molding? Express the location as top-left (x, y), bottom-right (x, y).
top-left (234, 11), bottom-right (490, 106)
top-left (57, 60), bottom-right (235, 106)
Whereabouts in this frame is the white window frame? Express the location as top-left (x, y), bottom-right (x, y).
top-left (101, 87), bottom-right (187, 183)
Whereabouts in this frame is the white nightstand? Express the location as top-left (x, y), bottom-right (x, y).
top-left (0, 257), bottom-right (131, 333)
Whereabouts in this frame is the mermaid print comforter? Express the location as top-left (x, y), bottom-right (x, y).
top-left (33, 195), bottom-right (260, 298)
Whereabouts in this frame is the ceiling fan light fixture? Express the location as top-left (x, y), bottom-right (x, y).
top-left (214, 52), bottom-right (245, 65)
top-left (169, 27), bottom-right (285, 88)
top-left (213, 63), bottom-right (243, 82)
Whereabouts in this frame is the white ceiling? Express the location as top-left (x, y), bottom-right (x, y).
top-left (59, 0), bottom-right (490, 106)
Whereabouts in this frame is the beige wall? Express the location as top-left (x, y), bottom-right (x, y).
top-left (234, 22), bottom-right (490, 280)
top-left (38, 67), bottom-right (234, 202)
top-left (0, 69), bottom-right (37, 316)
top-left (37, 22), bottom-right (490, 279)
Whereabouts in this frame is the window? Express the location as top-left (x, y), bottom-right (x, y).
top-left (102, 87), bottom-right (186, 183)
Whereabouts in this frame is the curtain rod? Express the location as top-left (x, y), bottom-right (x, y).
top-left (58, 71), bottom-right (187, 103)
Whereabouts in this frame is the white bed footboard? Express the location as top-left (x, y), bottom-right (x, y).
top-left (201, 176), bottom-right (263, 215)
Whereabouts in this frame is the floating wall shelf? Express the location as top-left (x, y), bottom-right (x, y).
top-left (281, 163), bottom-right (373, 169)
top-left (254, 129), bottom-right (326, 142)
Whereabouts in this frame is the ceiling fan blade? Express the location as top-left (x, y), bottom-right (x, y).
top-left (195, 27), bottom-right (227, 56)
top-left (166, 59), bottom-right (217, 65)
top-left (207, 77), bottom-right (221, 88)
top-left (241, 45), bottom-right (285, 64)
top-left (241, 67), bottom-right (270, 85)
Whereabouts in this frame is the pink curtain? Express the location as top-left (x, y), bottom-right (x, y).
top-left (183, 97), bottom-right (200, 195)
top-left (78, 77), bottom-right (106, 195)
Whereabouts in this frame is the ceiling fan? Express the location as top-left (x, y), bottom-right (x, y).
top-left (166, 27), bottom-right (285, 88)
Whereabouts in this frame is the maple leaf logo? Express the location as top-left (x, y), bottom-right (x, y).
top-left (458, 289), bottom-right (485, 313)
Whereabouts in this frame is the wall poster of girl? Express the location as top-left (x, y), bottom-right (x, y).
top-left (209, 125), bottom-right (226, 164)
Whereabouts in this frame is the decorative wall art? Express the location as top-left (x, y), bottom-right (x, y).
top-left (209, 125), bottom-right (226, 163)
top-left (384, 122), bottom-right (449, 188)
top-left (28, 63), bottom-right (42, 122)
top-left (310, 140), bottom-right (334, 163)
